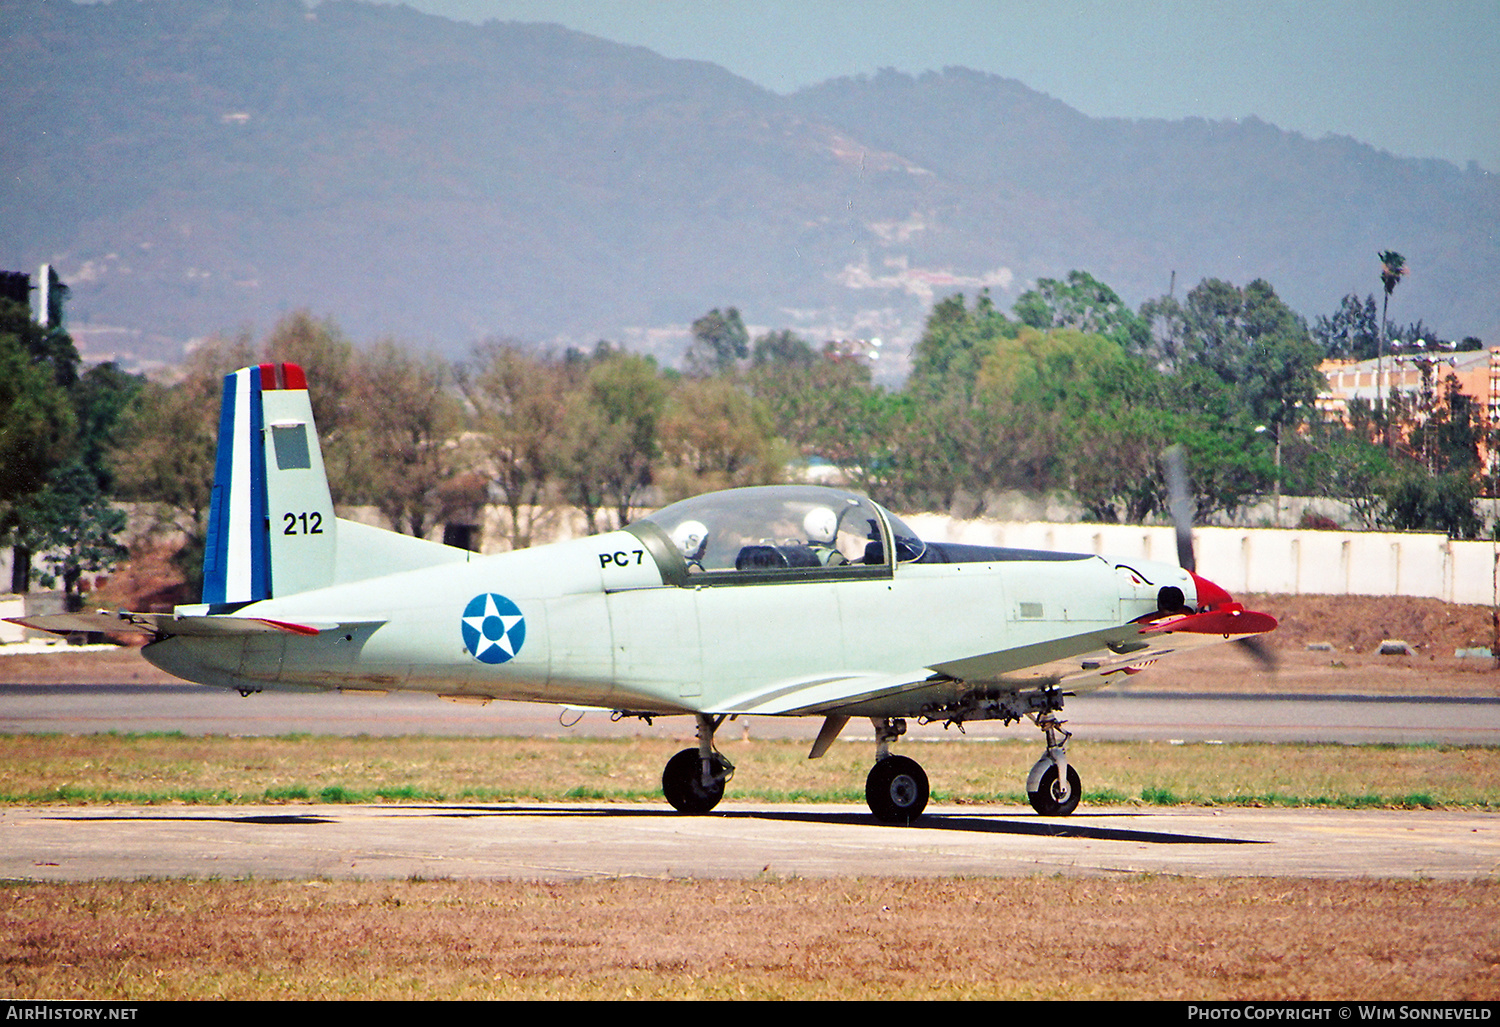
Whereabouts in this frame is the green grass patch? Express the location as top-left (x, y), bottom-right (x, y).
top-left (0, 734), bottom-right (1495, 810)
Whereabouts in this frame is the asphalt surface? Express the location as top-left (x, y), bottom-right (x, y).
top-left (2, 683), bottom-right (1498, 745)
top-left (3, 802), bottom-right (1494, 881)
top-left (3, 669), bottom-right (1497, 883)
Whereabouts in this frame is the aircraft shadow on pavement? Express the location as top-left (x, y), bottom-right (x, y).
top-left (42, 805), bottom-right (1261, 845)
top-left (407, 804), bottom-right (1263, 846)
top-left (45, 812), bottom-right (338, 826)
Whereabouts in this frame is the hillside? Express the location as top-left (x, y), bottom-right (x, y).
top-left (2, 0), bottom-right (1495, 372)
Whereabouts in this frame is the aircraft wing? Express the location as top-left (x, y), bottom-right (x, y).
top-left (6, 610), bottom-right (327, 639)
top-left (712, 670), bottom-right (947, 718)
top-left (711, 603), bottom-right (1277, 719)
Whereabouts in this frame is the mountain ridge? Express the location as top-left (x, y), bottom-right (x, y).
top-left (2, 0), bottom-right (1493, 374)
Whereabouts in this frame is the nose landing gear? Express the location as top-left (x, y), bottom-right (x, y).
top-left (1026, 710), bottom-right (1081, 816)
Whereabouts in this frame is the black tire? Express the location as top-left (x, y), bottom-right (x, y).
top-left (1028, 763), bottom-right (1082, 816)
top-left (865, 755), bottom-right (929, 824)
top-left (662, 747), bottom-right (727, 814)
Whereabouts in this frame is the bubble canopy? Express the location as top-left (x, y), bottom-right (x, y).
top-left (626, 485), bottom-right (925, 586)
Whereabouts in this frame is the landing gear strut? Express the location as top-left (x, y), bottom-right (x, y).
top-left (662, 713), bottom-right (734, 814)
top-left (1026, 709), bottom-right (1082, 816)
top-left (865, 717), bottom-right (929, 824)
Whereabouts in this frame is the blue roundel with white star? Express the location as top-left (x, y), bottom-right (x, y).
top-left (460, 593), bottom-right (526, 665)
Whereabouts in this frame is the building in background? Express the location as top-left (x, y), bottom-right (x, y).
top-left (1318, 346), bottom-right (1500, 483)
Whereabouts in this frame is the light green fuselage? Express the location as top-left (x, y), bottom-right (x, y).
top-left (144, 526), bottom-right (1188, 719)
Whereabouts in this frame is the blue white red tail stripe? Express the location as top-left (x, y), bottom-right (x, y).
top-left (202, 366), bottom-right (270, 605)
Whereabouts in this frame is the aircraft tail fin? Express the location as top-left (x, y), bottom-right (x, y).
top-left (203, 363), bottom-right (338, 604)
top-left (203, 362), bottom-right (470, 604)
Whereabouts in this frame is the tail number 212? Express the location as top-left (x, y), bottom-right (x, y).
top-left (283, 512), bottom-right (324, 535)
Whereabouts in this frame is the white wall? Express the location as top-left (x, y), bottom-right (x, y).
top-left (904, 516), bottom-right (1500, 606)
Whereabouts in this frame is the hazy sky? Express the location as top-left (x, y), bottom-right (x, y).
top-left (396, 0), bottom-right (1500, 172)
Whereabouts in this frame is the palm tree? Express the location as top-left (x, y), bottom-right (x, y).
top-left (1376, 250), bottom-right (1407, 413)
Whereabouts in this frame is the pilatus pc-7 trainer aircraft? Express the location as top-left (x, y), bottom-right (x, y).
top-left (14, 362), bottom-right (1276, 823)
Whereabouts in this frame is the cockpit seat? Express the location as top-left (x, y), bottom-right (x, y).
top-left (735, 544), bottom-right (822, 570)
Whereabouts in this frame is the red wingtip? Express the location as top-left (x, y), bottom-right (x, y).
top-left (1143, 606), bottom-right (1278, 638)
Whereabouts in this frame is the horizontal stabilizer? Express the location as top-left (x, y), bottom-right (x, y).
top-left (331, 518), bottom-right (469, 584)
top-left (7, 611), bottom-right (327, 639)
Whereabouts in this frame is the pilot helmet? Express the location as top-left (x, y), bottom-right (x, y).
top-left (671, 519), bottom-right (709, 559)
top-left (803, 506), bottom-right (838, 544)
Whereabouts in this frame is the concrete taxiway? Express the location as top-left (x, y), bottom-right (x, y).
top-left (4, 684), bottom-right (1499, 744)
top-left (2, 803), bottom-right (1495, 882)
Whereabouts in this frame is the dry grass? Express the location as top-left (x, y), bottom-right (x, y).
top-left (1, 876), bottom-right (1496, 1000)
top-left (4, 735), bottom-right (1498, 1000)
top-left (0, 734), bottom-right (1495, 809)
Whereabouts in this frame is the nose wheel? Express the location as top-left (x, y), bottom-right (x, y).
top-left (1028, 762), bottom-right (1082, 816)
top-left (1027, 708), bottom-right (1082, 816)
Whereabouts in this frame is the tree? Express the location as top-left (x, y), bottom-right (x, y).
top-left (750, 329), bottom-right (817, 370)
top-left (13, 461), bottom-right (128, 610)
top-left (1376, 250), bottom-right (1407, 416)
top-left (907, 291), bottom-right (1018, 400)
top-left (348, 342), bottom-right (463, 539)
top-left (656, 376), bottom-right (784, 500)
top-left (458, 342), bottom-right (570, 551)
top-left (9, 361), bottom-right (143, 596)
top-left (1281, 423), bottom-right (1397, 530)
top-left (556, 350), bottom-right (667, 532)
top-left (685, 307), bottom-right (749, 377)
top-left (1384, 470), bottom-right (1482, 539)
top-left (260, 311), bottom-right (363, 503)
top-left (1012, 270), bottom-right (1150, 354)
top-left (976, 327), bottom-right (1131, 497)
top-left (1144, 279), bottom-right (1323, 502)
top-left (69, 362), bottom-right (144, 495)
top-left (748, 337), bottom-right (896, 496)
top-left (1313, 294), bottom-right (1379, 360)
top-left (1398, 372), bottom-right (1484, 477)
top-left (0, 304), bottom-right (76, 539)
top-left (111, 334), bottom-right (255, 597)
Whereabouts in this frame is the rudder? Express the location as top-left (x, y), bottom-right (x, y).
top-left (202, 363), bottom-right (336, 604)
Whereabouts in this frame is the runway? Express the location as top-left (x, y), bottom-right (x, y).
top-left (3, 802), bottom-right (1495, 882)
top-left (4, 672), bottom-right (1497, 885)
top-left (3, 683), bottom-right (1498, 745)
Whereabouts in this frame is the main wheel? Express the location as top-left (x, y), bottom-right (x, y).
top-left (1028, 763), bottom-right (1082, 816)
top-left (662, 747), bottom-right (728, 814)
top-left (865, 755), bottom-right (929, 824)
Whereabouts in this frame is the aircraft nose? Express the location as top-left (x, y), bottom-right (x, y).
top-left (1189, 571), bottom-right (1234, 611)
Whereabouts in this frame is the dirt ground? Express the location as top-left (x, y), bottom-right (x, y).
top-left (2, 877), bottom-right (1496, 1000)
top-left (4, 593), bottom-right (1497, 697)
top-left (1159, 593), bottom-right (1499, 698)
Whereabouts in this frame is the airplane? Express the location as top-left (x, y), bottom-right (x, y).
top-left (11, 361), bottom-right (1277, 823)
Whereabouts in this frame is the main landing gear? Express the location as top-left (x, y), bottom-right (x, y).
top-left (864, 697), bottom-right (1085, 824)
top-left (653, 695), bottom-right (1084, 822)
top-left (661, 713), bottom-right (734, 814)
top-left (866, 718), bottom-right (929, 824)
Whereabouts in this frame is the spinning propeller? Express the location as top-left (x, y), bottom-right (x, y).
top-left (1161, 445), bottom-right (1278, 671)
